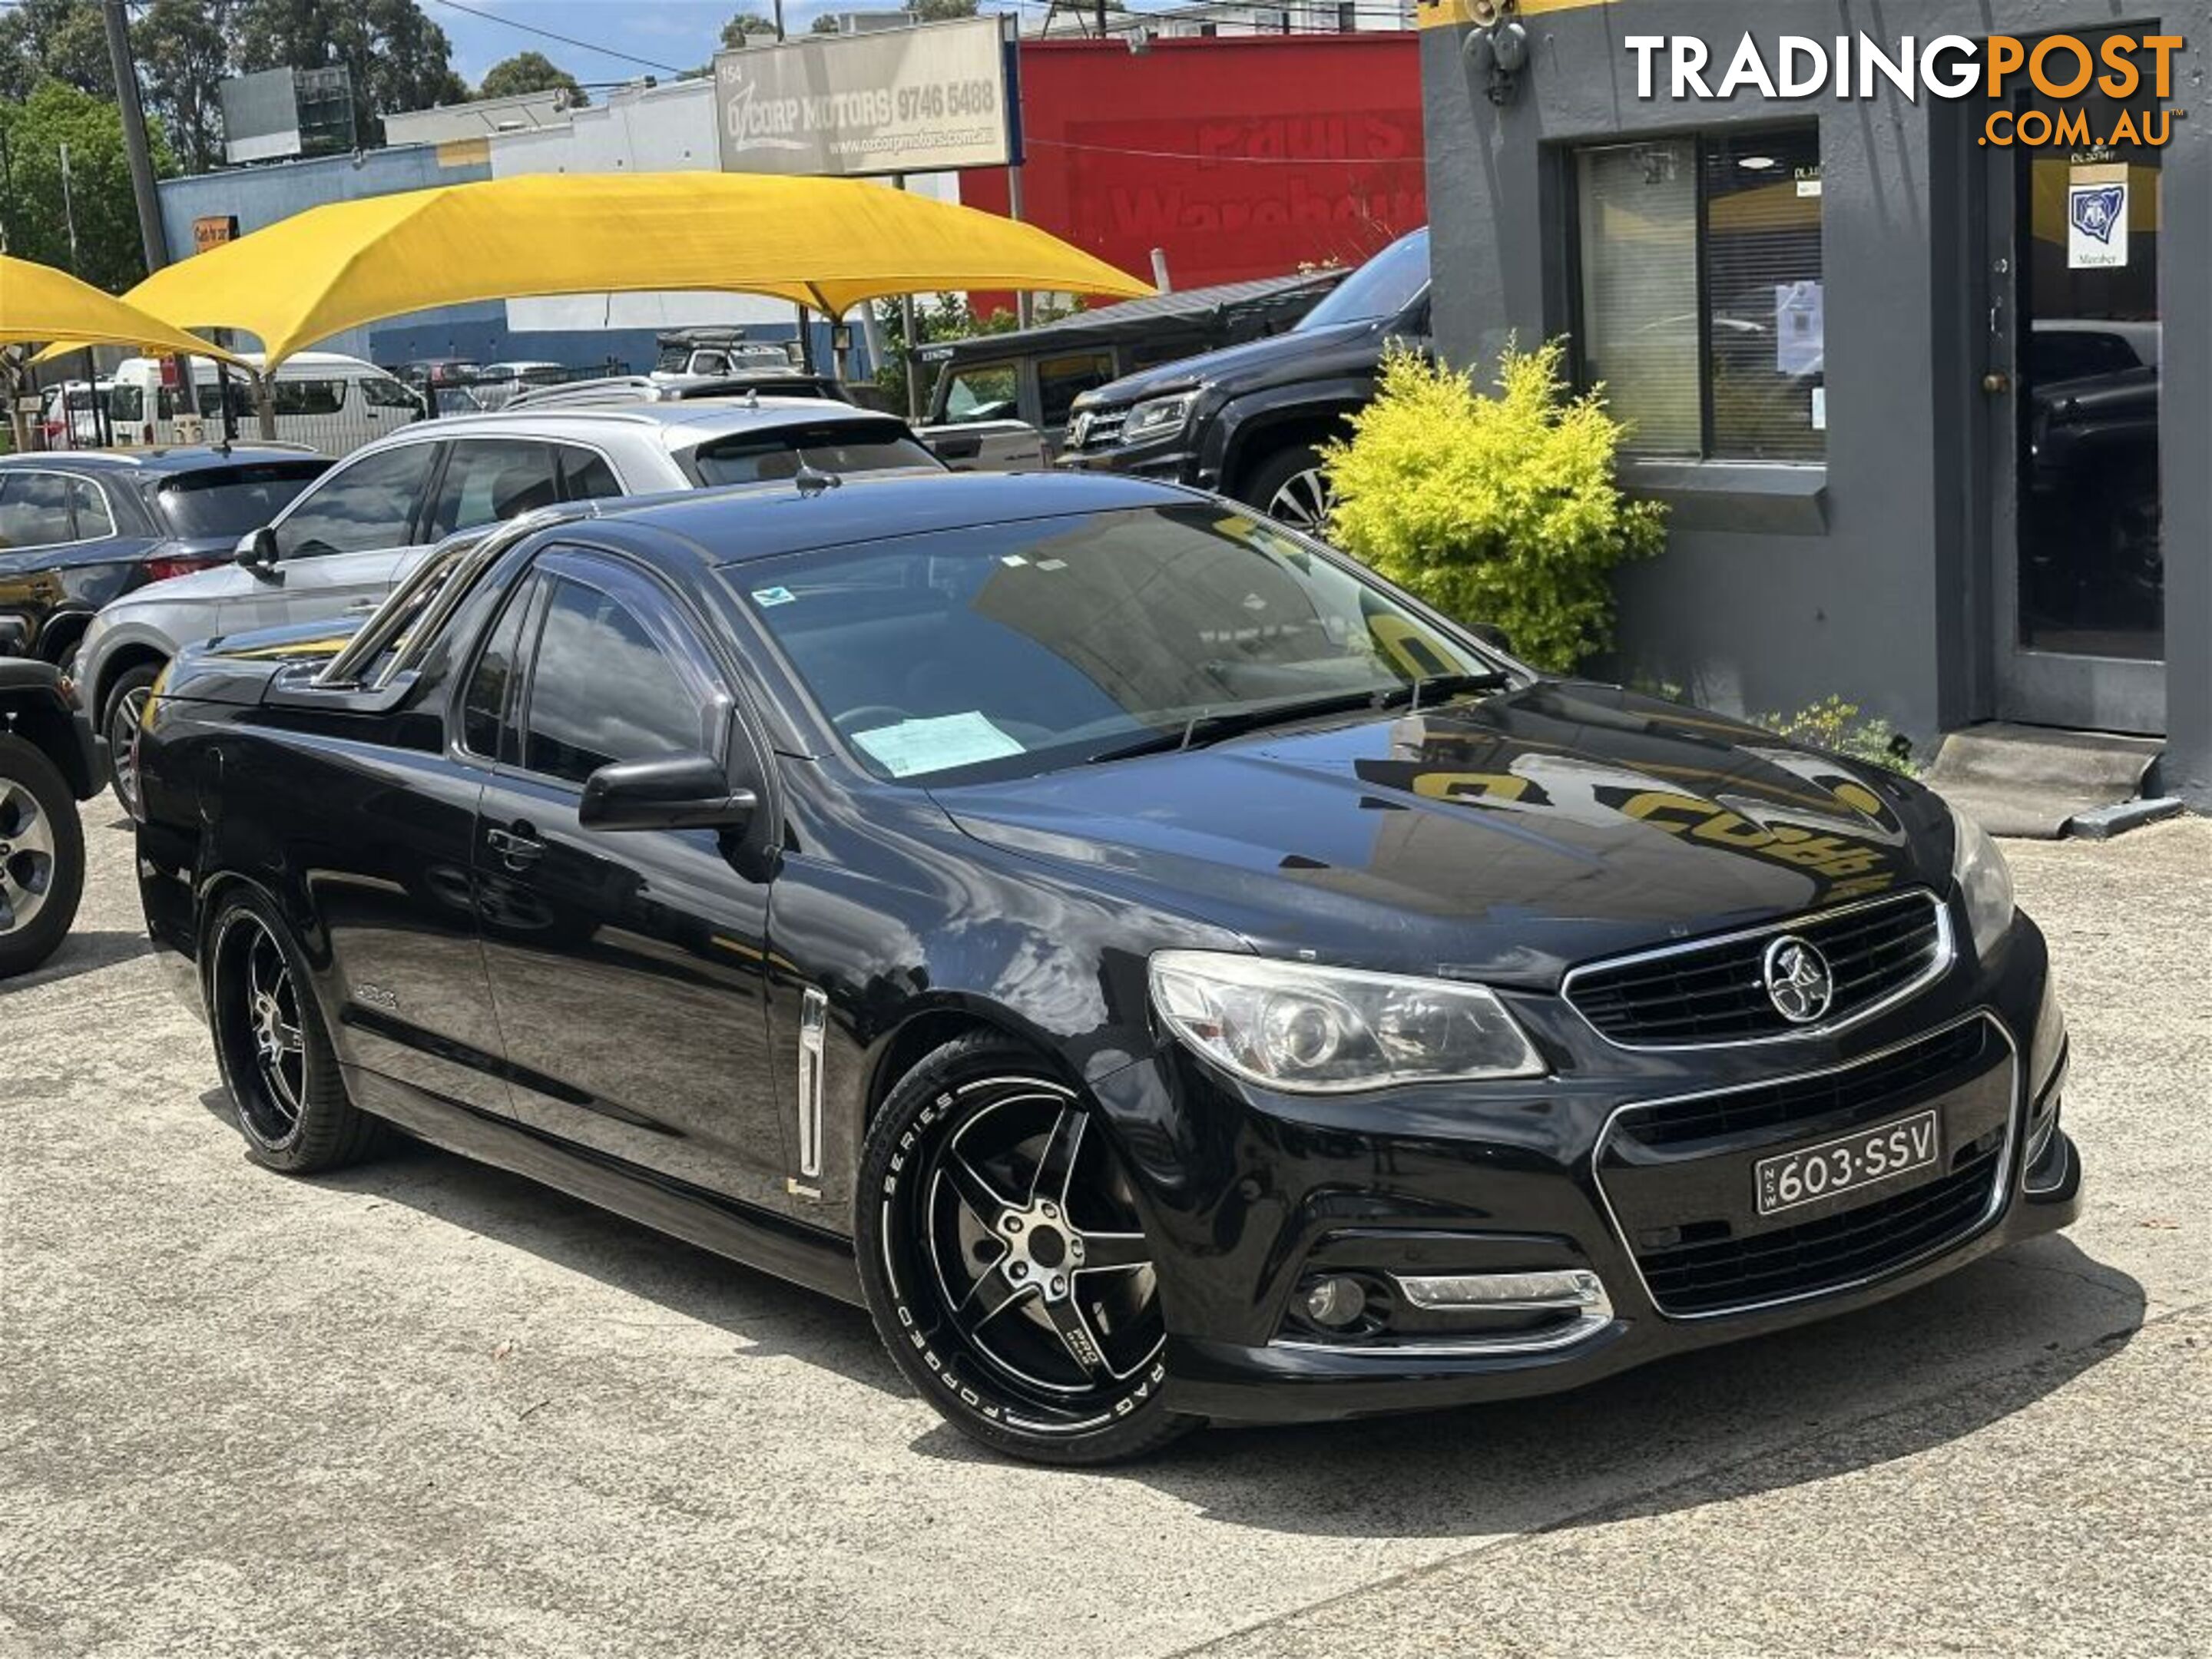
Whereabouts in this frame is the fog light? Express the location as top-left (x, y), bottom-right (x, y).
top-left (1302, 1275), bottom-right (1367, 1329)
top-left (1392, 1269), bottom-right (1605, 1312)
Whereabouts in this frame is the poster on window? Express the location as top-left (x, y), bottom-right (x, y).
top-left (1774, 280), bottom-right (1824, 378)
top-left (2068, 163), bottom-right (2130, 270)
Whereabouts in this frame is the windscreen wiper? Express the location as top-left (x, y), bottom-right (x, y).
top-left (1084, 688), bottom-right (1389, 765)
top-left (1375, 670), bottom-right (1515, 713)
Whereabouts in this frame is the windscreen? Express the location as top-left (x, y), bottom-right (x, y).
top-left (689, 420), bottom-right (942, 486)
top-left (736, 504), bottom-right (1491, 784)
top-left (154, 462), bottom-right (329, 537)
top-left (1295, 228), bottom-right (1430, 333)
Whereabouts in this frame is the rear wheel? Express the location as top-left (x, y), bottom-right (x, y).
top-left (102, 662), bottom-right (163, 816)
top-left (206, 890), bottom-right (380, 1173)
top-left (858, 1034), bottom-right (1194, 1465)
top-left (0, 733), bottom-right (85, 980)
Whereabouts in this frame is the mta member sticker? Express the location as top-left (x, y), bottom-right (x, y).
top-left (2068, 164), bottom-right (2129, 270)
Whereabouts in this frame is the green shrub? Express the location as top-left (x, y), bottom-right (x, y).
top-left (1321, 341), bottom-right (1667, 672)
top-left (1757, 696), bottom-right (1919, 775)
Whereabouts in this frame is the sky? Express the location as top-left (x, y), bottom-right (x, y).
top-left (422, 0), bottom-right (1089, 86)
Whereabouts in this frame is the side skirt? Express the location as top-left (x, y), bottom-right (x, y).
top-left (345, 1067), bottom-right (865, 1308)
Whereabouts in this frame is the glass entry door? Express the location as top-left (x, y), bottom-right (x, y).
top-left (1985, 32), bottom-right (2164, 733)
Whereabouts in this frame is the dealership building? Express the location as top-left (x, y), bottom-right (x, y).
top-left (1419, 0), bottom-right (2208, 810)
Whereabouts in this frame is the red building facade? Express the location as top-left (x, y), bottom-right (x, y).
top-left (960, 35), bottom-right (1426, 298)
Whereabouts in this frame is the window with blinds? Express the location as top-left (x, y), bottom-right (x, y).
top-left (1575, 123), bottom-right (1825, 462)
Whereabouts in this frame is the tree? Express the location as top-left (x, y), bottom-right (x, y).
top-left (720, 12), bottom-right (780, 48)
top-left (810, 13), bottom-right (843, 34)
top-left (907, 0), bottom-right (979, 18)
top-left (0, 78), bottom-right (179, 291)
top-left (478, 50), bottom-right (588, 107)
top-left (231, 0), bottom-right (469, 145)
top-left (0, 0), bottom-right (115, 101)
top-left (137, 0), bottom-right (236, 175)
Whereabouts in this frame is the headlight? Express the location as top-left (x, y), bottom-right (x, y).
top-left (1149, 950), bottom-right (1545, 1092)
top-left (1949, 802), bottom-right (2016, 959)
top-left (1121, 392), bottom-right (1197, 444)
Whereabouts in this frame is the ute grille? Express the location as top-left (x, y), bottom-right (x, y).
top-left (1565, 892), bottom-right (1948, 1046)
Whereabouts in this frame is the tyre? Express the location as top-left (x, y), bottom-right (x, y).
top-left (1241, 443), bottom-right (1335, 534)
top-left (857, 1034), bottom-right (1194, 1465)
top-left (205, 889), bottom-right (381, 1174)
top-left (0, 732), bottom-right (86, 980)
top-left (102, 662), bottom-right (163, 816)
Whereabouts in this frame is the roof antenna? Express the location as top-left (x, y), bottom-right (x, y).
top-left (793, 463), bottom-right (841, 495)
top-left (743, 387), bottom-right (760, 409)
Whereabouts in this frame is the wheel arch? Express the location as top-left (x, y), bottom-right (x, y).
top-left (91, 640), bottom-right (174, 725)
top-left (863, 999), bottom-right (1086, 1126)
top-left (1217, 394), bottom-right (1366, 502)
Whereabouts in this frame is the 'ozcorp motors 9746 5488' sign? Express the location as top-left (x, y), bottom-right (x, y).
top-left (713, 16), bottom-right (1014, 179)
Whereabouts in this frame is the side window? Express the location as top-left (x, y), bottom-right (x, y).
top-left (66, 477), bottom-right (115, 538)
top-left (945, 363), bottom-right (1018, 421)
top-left (1036, 353), bottom-right (1114, 428)
top-left (425, 440), bottom-right (564, 540)
top-left (361, 374), bottom-right (420, 410)
top-left (274, 442), bottom-right (439, 559)
top-left (271, 379), bottom-right (344, 416)
top-left (522, 575), bottom-right (712, 786)
top-left (555, 446), bottom-right (624, 502)
top-left (0, 472), bottom-right (78, 548)
top-left (462, 576), bottom-right (536, 763)
top-left (693, 351), bottom-right (730, 376)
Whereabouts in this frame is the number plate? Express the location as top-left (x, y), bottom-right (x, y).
top-left (1755, 1109), bottom-right (1941, 1216)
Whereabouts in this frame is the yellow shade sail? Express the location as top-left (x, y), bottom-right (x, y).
top-left (1, 253), bottom-right (243, 363)
top-left (58, 171), bottom-right (1154, 371)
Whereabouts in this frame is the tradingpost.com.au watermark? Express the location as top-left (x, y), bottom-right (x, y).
top-left (1624, 32), bottom-right (2185, 147)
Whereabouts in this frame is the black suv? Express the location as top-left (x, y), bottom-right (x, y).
top-left (1058, 227), bottom-right (1429, 531)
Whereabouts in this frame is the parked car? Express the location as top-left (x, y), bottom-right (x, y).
top-left (134, 470), bottom-right (2078, 1465)
top-left (473, 360), bottom-right (568, 404)
top-left (108, 352), bottom-right (426, 456)
top-left (0, 655), bottom-right (98, 979)
top-left (506, 372), bottom-right (858, 411)
top-left (919, 268), bottom-right (1345, 455)
top-left (1060, 226), bottom-right (1431, 530)
top-left (74, 401), bottom-right (947, 812)
top-left (653, 327), bottom-right (799, 379)
top-left (507, 373), bottom-right (1041, 473)
top-left (0, 447), bottom-right (330, 674)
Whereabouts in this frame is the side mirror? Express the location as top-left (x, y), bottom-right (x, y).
top-left (234, 526), bottom-right (278, 572)
top-left (578, 753), bottom-right (756, 833)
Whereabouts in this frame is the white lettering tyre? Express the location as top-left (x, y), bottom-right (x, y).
top-left (856, 1033), bottom-right (1194, 1465)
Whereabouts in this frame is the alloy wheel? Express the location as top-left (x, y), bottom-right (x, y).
top-left (1266, 466), bottom-right (1335, 533)
top-left (108, 684), bottom-right (154, 814)
top-left (219, 912), bottom-right (308, 1146)
top-left (0, 778), bottom-right (58, 938)
top-left (899, 1077), bottom-right (1166, 1424)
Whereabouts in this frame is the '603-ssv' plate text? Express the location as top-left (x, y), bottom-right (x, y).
top-left (1756, 1109), bottom-right (1942, 1216)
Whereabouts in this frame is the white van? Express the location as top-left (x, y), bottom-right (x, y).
top-left (108, 352), bottom-right (425, 456)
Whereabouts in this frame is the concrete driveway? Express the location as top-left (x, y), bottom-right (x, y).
top-left (4, 807), bottom-right (2207, 1659)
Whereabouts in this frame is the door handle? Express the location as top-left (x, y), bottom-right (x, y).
top-left (1981, 372), bottom-right (2012, 394)
top-left (485, 822), bottom-right (544, 870)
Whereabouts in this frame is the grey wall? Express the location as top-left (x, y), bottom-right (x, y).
top-left (1422, 0), bottom-right (2209, 807)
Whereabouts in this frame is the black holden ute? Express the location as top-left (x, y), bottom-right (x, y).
top-left (132, 472), bottom-right (2081, 1464)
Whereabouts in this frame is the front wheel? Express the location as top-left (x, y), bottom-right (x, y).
top-left (1241, 444), bottom-right (1336, 535)
top-left (858, 1034), bottom-right (1194, 1465)
top-left (0, 733), bottom-right (85, 979)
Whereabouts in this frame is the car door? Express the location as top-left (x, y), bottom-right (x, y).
top-left (227, 439), bottom-right (442, 635)
top-left (0, 470), bottom-right (154, 658)
top-left (470, 548), bottom-right (787, 1210)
